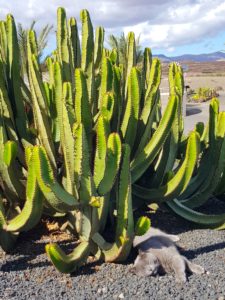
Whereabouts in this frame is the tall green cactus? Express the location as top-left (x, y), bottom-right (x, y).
top-left (1, 7), bottom-right (224, 275)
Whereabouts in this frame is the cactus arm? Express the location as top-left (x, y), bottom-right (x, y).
top-left (95, 193), bottom-right (110, 233)
top-left (169, 63), bottom-right (184, 136)
top-left (6, 14), bottom-right (28, 142)
top-left (98, 133), bottom-right (122, 196)
top-left (167, 199), bottom-right (225, 228)
top-left (149, 133), bottom-right (172, 188)
top-left (97, 145), bottom-right (134, 262)
top-left (92, 27), bottom-right (105, 115)
top-left (60, 82), bottom-right (75, 194)
top-left (35, 146), bottom-right (80, 211)
top-left (68, 17), bottom-right (81, 70)
top-left (27, 31), bottom-right (56, 168)
top-left (80, 9), bottom-right (94, 104)
top-left (134, 59), bottom-right (161, 156)
top-left (179, 148), bottom-right (211, 200)
top-left (73, 123), bottom-right (92, 203)
top-left (0, 196), bottom-right (18, 251)
top-left (73, 123), bottom-right (93, 240)
top-left (0, 72), bottom-right (26, 166)
top-left (57, 7), bottom-right (71, 82)
top-left (131, 95), bottom-right (178, 182)
top-left (179, 98), bottom-right (220, 200)
top-left (99, 54), bottom-right (113, 108)
top-left (0, 117), bottom-right (25, 200)
top-left (64, 81), bottom-right (75, 126)
top-left (53, 61), bottom-right (64, 143)
top-left (209, 98), bottom-right (219, 146)
top-left (93, 115), bottom-right (109, 188)
top-left (140, 58), bottom-right (161, 128)
top-left (164, 100), bottom-right (180, 172)
top-left (135, 92), bottom-right (159, 159)
top-left (121, 67), bottom-right (141, 150)
top-left (3, 141), bottom-right (17, 167)
top-left (45, 241), bottom-right (90, 273)
top-left (6, 151), bottom-right (43, 232)
top-left (0, 21), bottom-right (7, 63)
top-left (74, 69), bottom-right (92, 147)
top-left (112, 65), bottom-right (122, 132)
top-left (141, 47), bottom-right (152, 96)
top-left (0, 60), bottom-right (15, 126)
top-left (28, 71), bottom-right (56, 168)
top-left (115, 145), bottom-right (134, 241)
top-left (101, 92), bottom-right (115, 121)
top-left (94, 26), bottom-right (104, 74)
top-left (132, 131), bottom-right (200, 202)
top-left (43, 82), bottom-right (51, 112)
top-left (125, 32), bottom-right (136, 97)
top-left (180, 112), bottom-right (225, 208)
top-left (46, 57), bottom-right (54, 86)
top-left (44, 68), bottom-right (58, 143)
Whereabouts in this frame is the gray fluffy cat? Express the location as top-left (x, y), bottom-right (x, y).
top-left (131, 227), bottom-right (205, 283)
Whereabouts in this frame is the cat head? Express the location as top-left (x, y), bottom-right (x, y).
top-left (131, 250), bottom-right (160, 277)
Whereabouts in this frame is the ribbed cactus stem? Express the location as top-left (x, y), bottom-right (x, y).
top-left (125, 32), bottom-right (136, 97)
top-left (0, 21), bottom-right (7, 63)
top-left (99, 52), bottom-right (113, 108)
top-left (94, 26), bottom-right (104, 73)
top-left (68, 17), bottom-right (81, 70)
top-left (74, 68), bottom-right (92, 144)
top-left (80, 9), bottom-right (94, 105)
top-left (57, 7), bottom-right (71, 82)
top-left (142, 47), bottom-right (152, 93)
top-left (6, 14), bottom-right (29, 143)
top-left (27, 30), bottom-right (56, 168)
top-left (121, 67), bottom-right (141, 150)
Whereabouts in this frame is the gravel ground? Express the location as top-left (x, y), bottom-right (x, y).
top-left (1, 198), bottom-right (225, 300)
top-left (1, 115), bottom-right (225, 299)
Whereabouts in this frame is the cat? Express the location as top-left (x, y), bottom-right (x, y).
top-left (131, 227), bottom-right (205, 283)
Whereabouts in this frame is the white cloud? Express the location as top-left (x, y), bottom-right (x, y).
top-left (0, 0), bottom-right (224, 50)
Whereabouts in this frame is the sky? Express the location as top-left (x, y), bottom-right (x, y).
top-left (1, 0), bottom-right (225, 57)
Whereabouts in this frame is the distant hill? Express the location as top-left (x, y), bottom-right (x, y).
top-left (154, 51), bottom-right (225, 63)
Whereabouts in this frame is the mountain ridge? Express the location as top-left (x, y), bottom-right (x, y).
top-left (153, 51), bottom-right (225, 62)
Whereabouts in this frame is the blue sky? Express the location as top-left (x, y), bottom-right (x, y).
top-left (155, 32), bottom-right (225, 57)
top-left (1, 0), bottom-right (225, 57)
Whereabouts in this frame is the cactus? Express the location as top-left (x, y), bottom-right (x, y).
top-left (167, 199), bottom-right (225, 229)
top-left (131, 94), bottom-right (178, 182)
top-left (133, 131), bottom-right (200, 203)
top-left (0, 7), bottom-right (225, 275)
top-left (5, 148), bottom-right (43, 232)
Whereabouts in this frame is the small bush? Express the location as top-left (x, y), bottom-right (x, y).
top-left (189, 87), bottom-right (219, 102)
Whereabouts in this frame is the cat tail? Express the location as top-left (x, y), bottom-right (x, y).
top-left (182, 256), bottom-right (205, 274)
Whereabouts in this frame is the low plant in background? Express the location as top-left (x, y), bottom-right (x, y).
top-left (188, 87), bottom-right (219, 102)
top-left (0, 7), bottom-right (225, 274)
